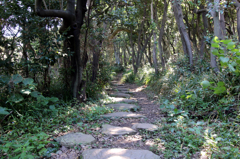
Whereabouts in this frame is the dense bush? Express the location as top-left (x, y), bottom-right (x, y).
top-left (0, 74), bottom-right (59, 118)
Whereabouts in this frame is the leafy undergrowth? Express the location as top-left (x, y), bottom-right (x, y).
top-left (154, 101), bottom-right (240, 158)
top-left (121, 55), bottom-right (240, 158)
top-left (0, 96), bottom-right (113, 158)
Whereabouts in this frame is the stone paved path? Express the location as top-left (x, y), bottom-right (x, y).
top-left (51, 74), bottom-right (163, 159)
top-left (105, 103), bottom-right (139, 111)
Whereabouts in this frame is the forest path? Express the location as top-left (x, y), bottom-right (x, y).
top-left (51, 73), bottom-right (165, 159)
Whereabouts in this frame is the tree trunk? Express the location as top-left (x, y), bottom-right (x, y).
top-left (209, 0), bottom-right (225, 72)
top-left (173, 0), bottom-right (193, 68)
top-left (233, 0), bottom-right (240, 41)
top-left (129, 27), bottom-right (137, 74)
top-left (123, 46), bottom-right (127, 66)
top-left (35, 0), bottom-right (88, 100)
top-left (146, 41), bottom-right (153, 66)
top-left (151, 0), bottom-right (159, 74)
top-left (199, 5), bottom-right (208, 60)
top-left (22, 23), bottom-right (29, 78)
top-left (91, 47), bottom-right (100, 82)
top-left (156, 0), bottom-right (168, 71)
top-left (114, 43), bottom-right (120, 65)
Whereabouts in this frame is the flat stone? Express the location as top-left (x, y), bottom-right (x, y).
top-left (82, 149), bottom-right (160, 159)
top-left (110, 92), bottom-right (131, 98)
top-left (105, 88), bottom-right (114, 91)
top-left (110, 97), bottom-right (137, 104)
top-left (105, 103), bottom-right (139, 111)
top-left (101, 124), bottom-right (136, 136)
top-left (116, 88), bottom-right (129, 91)
top-left (111, 83), bottom-right (124, 86)
top-left (116, 85), bottom-right (127, 88)
top-left (55, 132), bottom-right (95, 147)
top-left (120, 91), bottom-right (134, 94)
top-left (132, 123), bottom-right (158, 132)
top-left (101, 112), bottom-right (146, 118)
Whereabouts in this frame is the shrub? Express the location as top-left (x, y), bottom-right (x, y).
top-left (0, 74), bottom-right (59, 119)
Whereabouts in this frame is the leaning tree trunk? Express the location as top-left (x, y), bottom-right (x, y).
top-left (35, 0), bottom-right (87, 101)
top-left (173, 0), bottom-right (193, 68)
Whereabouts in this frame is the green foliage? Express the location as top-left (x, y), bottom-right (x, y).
top-left (85, 61), bottom-right (112, 99)
top-left (0, 107), bottom-right (10, 115)
top-left (203, 37), bottom-right (240, 97)
top-left (0, 74), bottom-right (59, 117)
top-left (201, 80), bottom-right (211, 89)
top-left (0, 132), bottom-right (50, 158)
top-left (50, 66), bottom-right (73, 101)
top-left (121, 69), bottom-right (136, 83)
top-left (111, 64), bottom-right (125, 73)
top-left (121, 65), bottom-right (155, 85)
top-left (158, 98), bottom-right (240, 158)
top-left (83, 104), bottom-right (113, 121)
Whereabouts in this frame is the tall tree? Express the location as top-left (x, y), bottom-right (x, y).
top-left (172, 0), bottom-right (193, 68)
top-left (156, 0), bottom-right (169, 71)
top-left (35, 0), bottom-right (88, 101)
top-left (151, 0), bottom-right (159, 74)
top-left (208, 0), bottom-right (226, 72)
top-left (233, 0), bottom-right (240, 41)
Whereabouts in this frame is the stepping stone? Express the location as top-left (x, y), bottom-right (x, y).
top-left (110, 92), bottom-right (131, 98)
top-left (105, 103), bottom-right (139, 111)
top-left (101, 124), bottom-right (136, 136)
top-left (101, 112), bottom-right (146, 118)
top-left (82, 149), bottom-right (160, 159)
top-left (116, 88), bottom-right (129, 91)
top-left (111, 83), bottom-right (124, 86)
top-left (120, 91), bottom-right (134, 94)
top-left (55, 132), bottom-right (95, 147)
top-left (105, 88), bottom-right (115, 91)
top-left (132, 123), bottom-right (158, 132)
top-left (116, 85), bottom-right (127, 87)
top-left (110, 97), bottom-right (137, 104)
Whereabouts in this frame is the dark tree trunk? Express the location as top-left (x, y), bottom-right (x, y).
top-left (91, 38), bottom-right (101, 83)
top-left (123, 46), bottom-right (127, 66)
top-left (146, 41), bottom-right (153, 67)
top-left (35, 0), bottom-right (88, 101)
